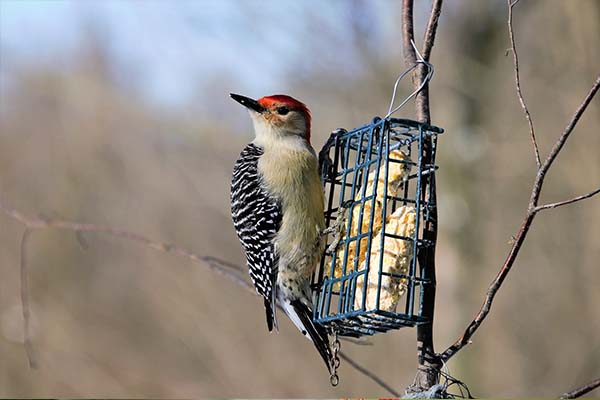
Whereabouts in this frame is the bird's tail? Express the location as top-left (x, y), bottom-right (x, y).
top-left (284, 298), bottom-right (333, 374)
top-left (264, 269), bottom-right (279, 332)
top-left (264, 297), bottom-right (277, 332)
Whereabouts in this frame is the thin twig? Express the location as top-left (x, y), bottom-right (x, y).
top-left (338, 352), bottom-right (400, 397)
top-left (0, 197), bottom-right (241, 276)
top-left (422, 0), bottom-right (443, 62)
top-left (560, 377), bottom-right (600, 399)
top-left (508, 0), bottom-right (541, 168)
top-left (528, 74), bottom-right (600, 211)
top-left (440, 212), bottom-right (534, 361)
top-left (440, 74), bottom-right (600, 362)
top-left (20, 229), bottom-right (37, 369)
top-left (0, 196), bottom-right (396, 395)
top-left (535, 187), bottom-right (600, 212)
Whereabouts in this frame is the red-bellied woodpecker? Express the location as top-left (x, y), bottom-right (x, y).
top-left (229, 93), bottom-right (332, 374)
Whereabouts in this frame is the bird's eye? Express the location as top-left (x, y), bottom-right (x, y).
top-left (276, 106), bottom-right (290, 115)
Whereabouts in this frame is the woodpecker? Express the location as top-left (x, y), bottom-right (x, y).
top-left (229, 93), bottom-right (332, 374)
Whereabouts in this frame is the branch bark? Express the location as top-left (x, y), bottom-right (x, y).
top-left (508, 0), bottom-right (541, 168)
top-left (560, 377), bottom-right (600, 399)
top-left (402, 0), bottom-right (444, 392)
top-left (528, 74), bottom-right (600, 211)
top-left (535, 187), bottom-right (600, 212)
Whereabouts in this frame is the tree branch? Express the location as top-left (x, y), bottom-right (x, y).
top-left (535, 187), bottom-right (600, 212)
top-left (422, 0), bottom-right (443, 66)
top-left (529, 74), bottom-right (600, 211)
top-left (440, 74), bottom-right (600, 362)
top-left (338, 352), bottom-right (400, 397)
top-left (20, 228), bottom-right (37, 369)
top-left (402, 0), bottom-right (444, 392)
top-left (560, 377), bottom-right (600, 399)
top-left (0, 195), bottom-right (398, 394)
top-left (401, 0), bottom-right (416, 66)
top-left (507, 0), bottom-right (541, 168)
top-left (440, 212), bottom-right (535, 361)
top-left (402, 0), bottom-right (443, 124)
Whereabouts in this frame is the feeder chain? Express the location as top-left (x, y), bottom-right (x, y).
top-left (329, 328), bottom-right (341, 386)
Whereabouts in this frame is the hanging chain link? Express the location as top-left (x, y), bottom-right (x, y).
top-left (329, 329), bottom-right (341, 386)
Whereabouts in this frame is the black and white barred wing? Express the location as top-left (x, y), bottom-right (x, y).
top-left (230, 143), bottom-right (282, 332)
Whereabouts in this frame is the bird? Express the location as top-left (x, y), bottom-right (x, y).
top-left (229, 93), bottom-right (333, 374)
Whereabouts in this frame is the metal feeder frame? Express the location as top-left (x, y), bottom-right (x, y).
top-left (313, 116), bottom-right (444, 338)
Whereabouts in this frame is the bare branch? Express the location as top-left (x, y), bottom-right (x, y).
top-left (529, 74), bottom-right (600, 210)
top-left (0, 197), bottom-right (242, 276)
top-left (414, 0), bottom-right (442, 125)
top-left (401, 0), bottom-right (444, 392)
top-left (402, 0), bottom-right (416, 66)
top-left (507, 0), bottom-right (541, 168)
top-left (535, 187), bottom-right (600, 212)
top-left (440, 213), bottom-right (534, 361)
top-left (560, 377), bottom-right (600, 399)
top-left (440, 73), bottom-right (600, 362)
top-left (1, 195), bottom-right (397, 394)
top-left (19, 229), bottom-right (37, 369)
top-left (338, 352), bottom-right (400, 397)
top-left (422, 0), bottom-right (443, 62)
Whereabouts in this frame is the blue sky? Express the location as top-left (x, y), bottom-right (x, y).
top-left (1, 1), bottom-right (422, 108)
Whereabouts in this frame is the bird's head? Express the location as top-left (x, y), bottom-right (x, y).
top-left (230, 93), bottom-right (312, 145)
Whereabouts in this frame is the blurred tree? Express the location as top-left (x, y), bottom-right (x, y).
top-left (1, 0), bottom-right (599, 397)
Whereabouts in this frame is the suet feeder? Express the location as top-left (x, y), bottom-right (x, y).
top-left (313, 116), bottom-right (444, 338)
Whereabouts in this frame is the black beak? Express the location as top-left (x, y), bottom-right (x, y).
top-left (230, 93), bottom-right (265, 113)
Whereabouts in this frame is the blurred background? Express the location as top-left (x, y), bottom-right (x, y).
top-left (1, 0), bottom-right (599, 397)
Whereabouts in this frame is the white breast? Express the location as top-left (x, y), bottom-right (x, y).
top-left (257, 137), bottom-right (325, 277)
